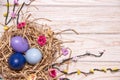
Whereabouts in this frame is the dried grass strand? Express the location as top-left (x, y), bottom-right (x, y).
top-left (0, 21), bottom-right (62, 80)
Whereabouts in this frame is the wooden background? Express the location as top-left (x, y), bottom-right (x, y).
top-left (0, 0), bottom-right (120, 80)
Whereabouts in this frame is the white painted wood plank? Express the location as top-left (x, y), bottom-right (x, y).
top-left (25, 6), bottom-right (120, 33)
top-left (0, 6), bottom-right (120, 33)
top-left (1, 0), bottom-right (120, 6)
top-left (60, 34), bottom-right (120, 48)
top-left (58, 34), bottom-right (120, 61)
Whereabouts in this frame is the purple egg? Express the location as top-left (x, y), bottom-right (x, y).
top-left (11, 36), bottom-right (29, 53)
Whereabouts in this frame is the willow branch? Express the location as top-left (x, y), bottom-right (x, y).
top-left (54, 67), bottom-right (120, 76)
top-left (17, 2), bottom-right (25, 24)
top-left (6, 3), bottom-right (16, 25)
top-left (5, 0), bottom-right (9, 25)
top-left (52, 50), bottom-right (105, 67)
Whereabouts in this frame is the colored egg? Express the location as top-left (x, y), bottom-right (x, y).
top-left (25, 48), bottom-right (43, 65)
top-left (8, 52), bottom-right (26, 70)
top-left (11, 36), bottom-right (29, 53)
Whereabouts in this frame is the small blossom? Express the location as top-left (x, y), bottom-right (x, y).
top-left (5, 3), bottom-right (11, 7)
top-left (101, 67), bottom-right (107, 72)
top-left (77, 69), bottom-right (81, 75)
top-left (90, 69), bottom-right (94, 73)
top-left (72, 56), bottom-right (78, 62)
top-left (4, 26), bottom-right (9, 31)
top-left (49, 69), bottom-right (57, 78)
top-left (17, 22), bottom-right (26, 29)
top-left (62, 48), bottom-right (69, 56)
top-left (37, 35), bottom-right (47, 47)
top-left (63, 70), bottom-right (68, 73)
top-left (14, 0), bottom-right (19, 5)
top-left (112, 67), bottom-right (119, 71)
top-left (11, 12), bottom-right (16, 18)
top-left (3, 12), bottom-right (7, 17)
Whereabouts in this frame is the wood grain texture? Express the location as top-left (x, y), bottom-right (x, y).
top-left (1, 0), bottom-right (120, 6)
top-left (0, 6), bottom-right (120, 34)
top-left (29, 7), bottom-right (120, 34)
top-left (59, 34), bottom-right (120, 61)
top-left (0, 0), bottom-right (120, 80)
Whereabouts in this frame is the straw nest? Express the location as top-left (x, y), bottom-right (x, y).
top-left (0, 21), bottom-right (62, 80)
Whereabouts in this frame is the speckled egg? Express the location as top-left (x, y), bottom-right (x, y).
top-left (11, 36), bottom-right (29, 53)
top-left (25, 48), bottom-right (43, 65)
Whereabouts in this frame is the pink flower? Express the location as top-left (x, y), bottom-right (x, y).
top-left (11, 12), bottom-right (16, 18)
top-left (62, 48), bottom-right (69, 56)
top-left (14, 0), bottom-right (19, 5)
top-left (37, 35), bottom-right (46, 47)
top-left (49, 69), bottom-right (57, 78)
top-left (17, 22), bottom-right (26, 29)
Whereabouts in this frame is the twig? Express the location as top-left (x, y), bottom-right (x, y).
top-left (5, 0), bottom-right (9, 25)
top-left (53, 66), bottom-right (90, 76)
top-left (6, 3), bottom-right (16, 25)
top-left (52, 50), bottom-right (105, 66)
top-left (43, 50), bottom-right (105, 71)
top-left (54, 67), bottom-right (120, 76)
top-left (55, 29), bottom-right (79, 35)
top-left (25, 0), bottom-right (35, 6)
top-left (17, 2), bottom-right (25, 24)
top-left (13, 3), bottom-right (16, 12)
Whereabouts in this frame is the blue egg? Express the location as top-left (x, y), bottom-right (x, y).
top-left (25, 48), bottom-right (43, 65)
top-left (8, 52), bottom-right (26, 70)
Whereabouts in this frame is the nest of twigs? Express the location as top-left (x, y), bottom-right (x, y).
top-left (0, 21), bottom-right (62, 80)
